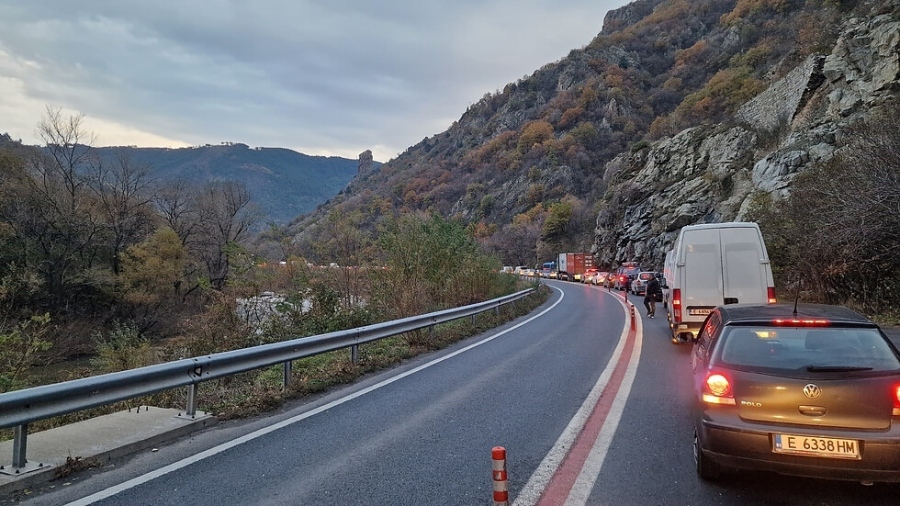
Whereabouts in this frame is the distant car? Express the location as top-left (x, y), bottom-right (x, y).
top-left (582, 268), bottom-right (599, 284)
top-left (614, 262), bottom-right (641, 291)
top-left (630, 271), bottom-right (658, 295)
top-left (594, 271), bottom-right (610, 286)
top-left (691, 303), bottom-right (900, 484)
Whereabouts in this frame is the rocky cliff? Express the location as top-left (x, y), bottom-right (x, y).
top-left (592, 12), bottom-right (900, 270)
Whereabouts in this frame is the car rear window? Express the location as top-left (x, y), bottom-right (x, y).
top-left (717, 326), bottom-right (900, 373)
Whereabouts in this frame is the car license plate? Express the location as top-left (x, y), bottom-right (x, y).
top-left (773, 433), bottom-right (860, 459)
top-left (688, 308), bottom-right (712, 316)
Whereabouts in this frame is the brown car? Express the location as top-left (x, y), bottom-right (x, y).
top-left (691, 303), bottom-right (900, 484)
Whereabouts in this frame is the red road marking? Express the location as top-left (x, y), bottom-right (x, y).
top-left (536, 321), bottom-right (638, 505)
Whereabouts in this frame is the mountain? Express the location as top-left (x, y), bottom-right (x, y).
top-left (282, 0), bottom-right (899, 271)
top-left (94, 143), bottom-right (371, 226)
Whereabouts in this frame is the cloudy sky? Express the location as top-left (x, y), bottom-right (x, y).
top-left (0, 1), bottom-right (630, 162)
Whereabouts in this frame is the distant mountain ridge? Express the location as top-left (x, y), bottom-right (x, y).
top-left (94, 143), bottom-right (369, 226)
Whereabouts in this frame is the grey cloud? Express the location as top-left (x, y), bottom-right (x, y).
top-left (0, 0), bottom-right (629, 160)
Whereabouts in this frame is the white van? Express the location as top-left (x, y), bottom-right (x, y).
top-left (662, 249), bottom-right (675, 309)
top-left (666, 222), bottom-right (776, 343)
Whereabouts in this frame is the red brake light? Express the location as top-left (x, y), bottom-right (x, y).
top-left (767, 287), bottom-right (777, 304)
top-left (672, 288), bottom-right (682, 323)
top-left (702, 372), bottom-right (735, 405)
top-left (893, 385), bottom-right (900, 416)
top-left (771, 318), bottom-right (831, 326)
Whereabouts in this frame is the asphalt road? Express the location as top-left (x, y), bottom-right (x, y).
top-left (6, 282), bottom-right (900, 505)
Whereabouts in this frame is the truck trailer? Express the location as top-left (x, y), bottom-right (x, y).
top-left (557, 252), bottom-right (594, 282)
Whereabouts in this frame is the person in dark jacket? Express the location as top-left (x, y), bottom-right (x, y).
top-left (644, 274), bottom-right (662, 318)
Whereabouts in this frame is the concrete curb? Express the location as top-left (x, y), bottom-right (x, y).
top-left (0, 406), bottom-right (217, 496)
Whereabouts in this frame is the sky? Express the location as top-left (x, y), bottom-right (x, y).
top-left (0, 1), bottom-right (631, 163)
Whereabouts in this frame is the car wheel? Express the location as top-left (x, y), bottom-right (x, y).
top-left (693, 429), bottom-right (721, 481)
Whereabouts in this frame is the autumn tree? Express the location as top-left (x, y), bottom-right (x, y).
top-left (118, 227), bottom-right (189, 332)
top-left (517, 120), bottom-right (554, 153)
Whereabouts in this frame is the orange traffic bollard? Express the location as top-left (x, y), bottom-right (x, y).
top-left (492, 446), bottom-right (509, 505)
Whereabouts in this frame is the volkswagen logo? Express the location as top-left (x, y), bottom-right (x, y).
top-left (803, 384), bottom-right (822, 399)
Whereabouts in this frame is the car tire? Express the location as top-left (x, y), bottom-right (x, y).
top-left (694, 429), bottom-right (721, 481)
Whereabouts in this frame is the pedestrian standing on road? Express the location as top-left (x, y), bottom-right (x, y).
top-left (644, 273), bottom-right (662, 318)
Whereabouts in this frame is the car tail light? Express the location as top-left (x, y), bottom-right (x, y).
top-left (672, 288), bottom-right (682, 323)
top-left (767, 286), bottom-right (777, 304)
top-left (893, 385), bottom-right (900, 416)
top-left (702, 372), bottom-right (735, 405)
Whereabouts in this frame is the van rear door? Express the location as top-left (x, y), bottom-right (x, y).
top-left (722, 226), bottom-right (769, 305)
top-left (682, 227), bottom-right (722, 317)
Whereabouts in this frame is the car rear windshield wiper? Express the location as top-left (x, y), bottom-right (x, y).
top-left (805, 365), bottom-right (874, 372)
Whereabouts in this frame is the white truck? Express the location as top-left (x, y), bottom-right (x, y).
top-left (665, 222), bottom-right (776, 343)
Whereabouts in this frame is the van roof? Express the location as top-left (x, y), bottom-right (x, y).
top-left (679, 222), bottom-right (761, 232)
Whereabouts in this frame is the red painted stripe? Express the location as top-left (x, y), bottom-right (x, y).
top-left (536, 322), bottom-right (637, 505)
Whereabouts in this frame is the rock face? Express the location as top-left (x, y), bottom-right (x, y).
top-left (592, 13), bottom-right (900, 270)
top-left (358, 150), bottom-right (375, 177)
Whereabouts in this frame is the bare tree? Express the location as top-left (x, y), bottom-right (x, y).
top-left (16, 108), bottom-right (105, 304)
top-left (319, 207), bottom-right (370, 307)
top-left (86, 151), bottom-right (159, 274)
top-left (154, 179), bottom-right (200, 248)
top-left (193, 181), bottom-right (260, 290)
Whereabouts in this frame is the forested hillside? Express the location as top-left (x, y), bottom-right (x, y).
top-left (278, 0), bottom-right (898, 314)
top-left (282, 0), bottom-right (859, 262)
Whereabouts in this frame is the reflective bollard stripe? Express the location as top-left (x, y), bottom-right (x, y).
top-left (492, 446), bottom-right (509, 505)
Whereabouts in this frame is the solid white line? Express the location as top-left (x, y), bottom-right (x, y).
top-left (64, 287), bottom-right (566, 506)
top-left (512, 290), bottom-right (635, 506)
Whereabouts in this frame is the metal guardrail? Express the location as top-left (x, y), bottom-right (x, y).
top-left (0, 288), bottom-right (534, 472)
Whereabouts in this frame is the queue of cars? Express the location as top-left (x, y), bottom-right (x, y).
top-left (656, 221), bottom-right (900, 484)
top-left (515, 221), bottom-right (897, 485)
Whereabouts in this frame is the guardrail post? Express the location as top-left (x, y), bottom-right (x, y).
top-left (12, 424), bottom-right (27, 468)
top-left (1, 423), bottom-right (45, 476)
top-left (283, 360), bottom-right (292, 388)
top-left (185, 384), bottom-right (198, 417)
top-left (351, 344), bottom-right (359, 365)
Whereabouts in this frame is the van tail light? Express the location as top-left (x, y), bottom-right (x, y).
top-left (672, 288), bottom-right (682, 323)
top-left (893, 384), bottom-right (900, 416)
top-left (702, 372), bottom-right (736, 405)
top-left (767, 286), bottom-right (777, 304)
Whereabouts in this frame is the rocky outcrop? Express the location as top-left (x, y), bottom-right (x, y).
top-left (593, 13), bottom-right (900, 270)
top-left (736, 55), bottom-right (826, 132)
top-left (358, 150), bottom-right (375, 177)
top-left (601, 0), bottom-right (667, 35)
